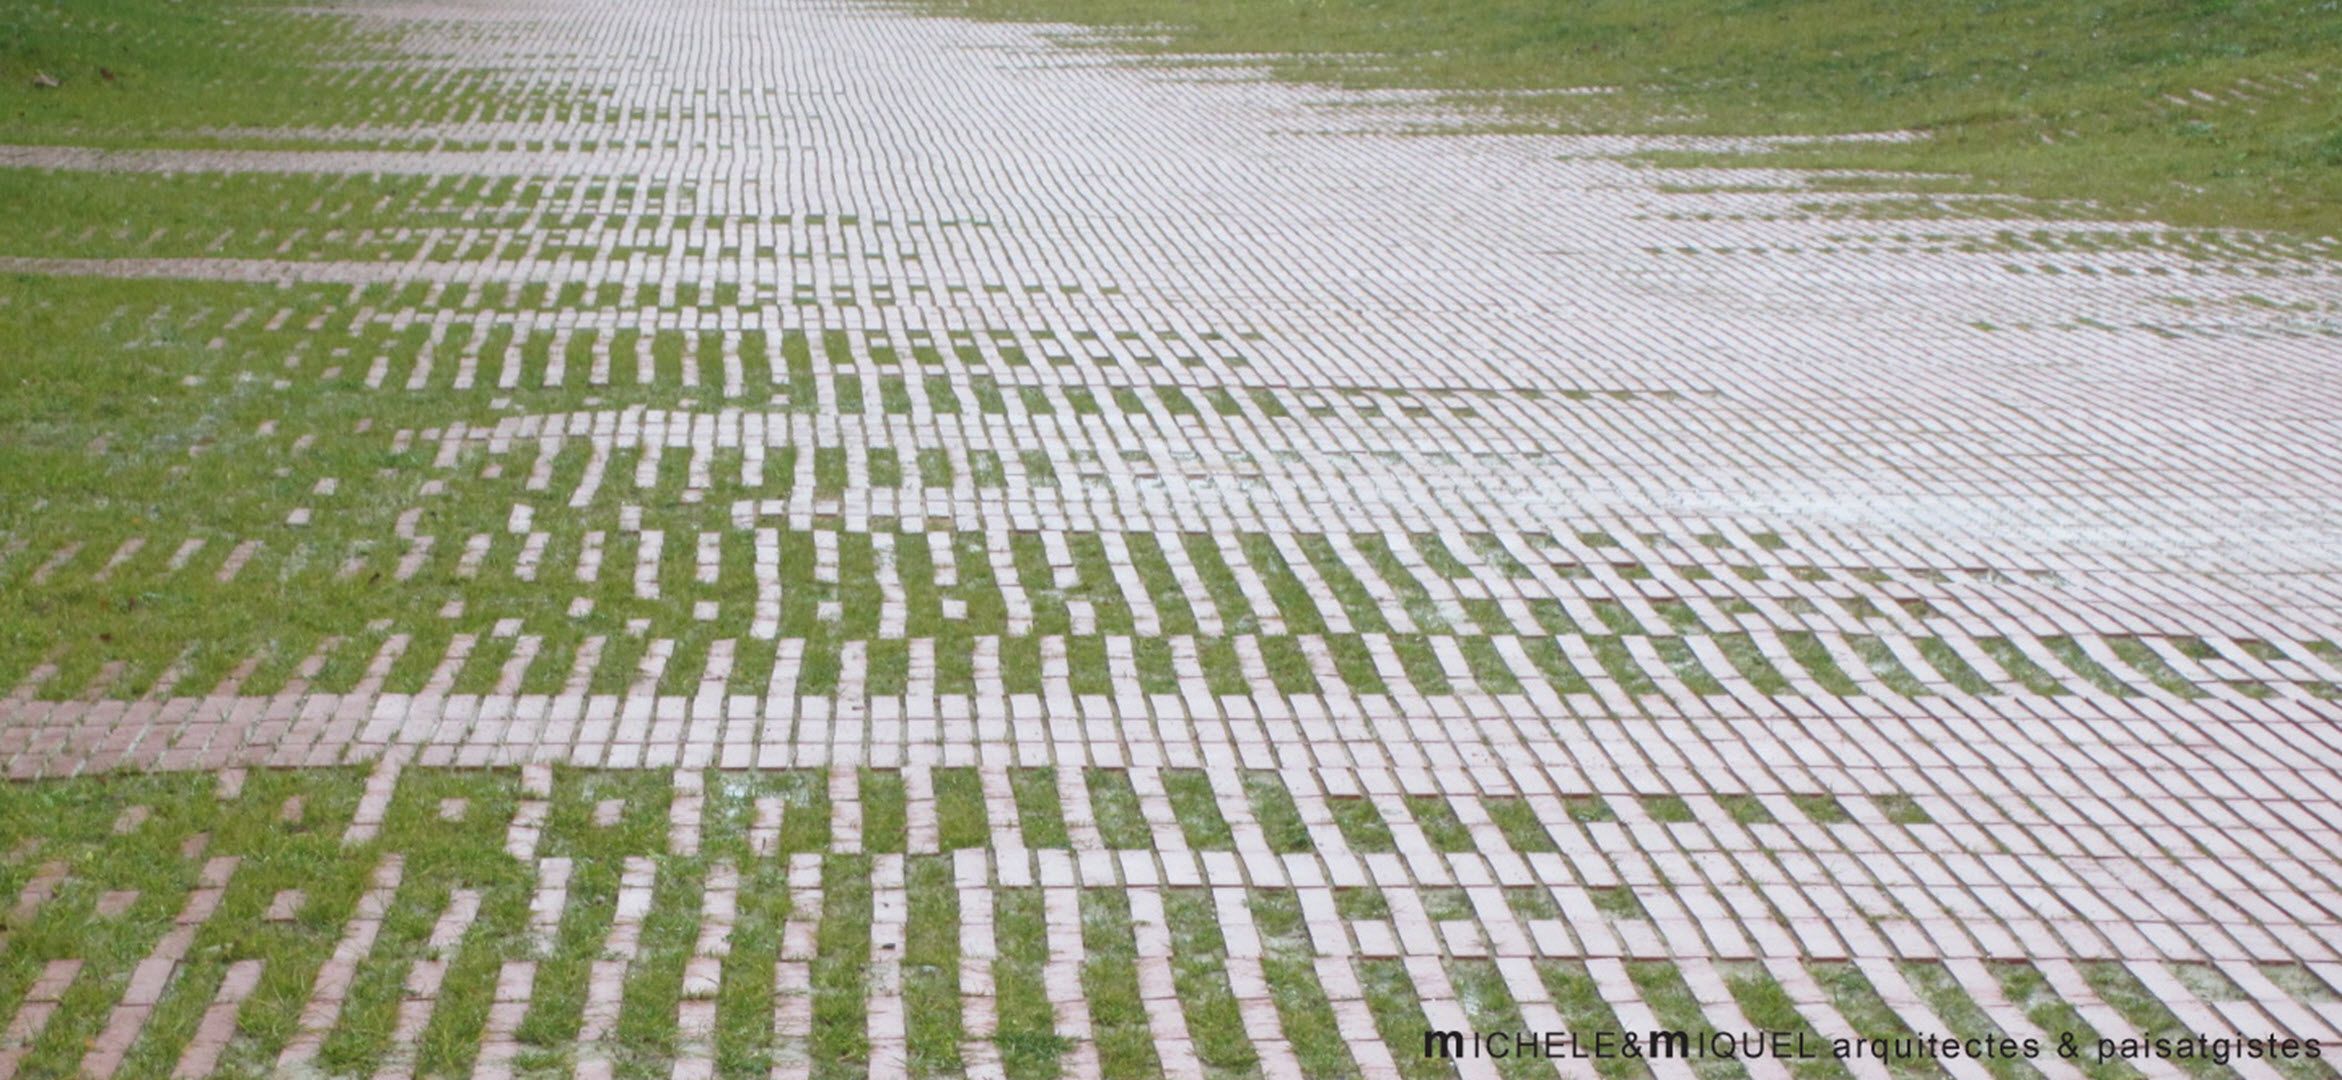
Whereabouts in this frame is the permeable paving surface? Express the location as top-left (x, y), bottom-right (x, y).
top-left (3, 0), bottom-right (2340, 1076)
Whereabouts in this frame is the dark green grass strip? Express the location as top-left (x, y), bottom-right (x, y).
top-left (1085, 770), bottom-right (1152, 850)
top-left (904, 856), bottom-right (965, 1077)
top-left (1243, 772), bottom-right (1312, 854)
top-left (862, 770), bottom-right (908, 855)
top-left (811, 856), bottom-right (873, 1079)
top-left (1806, 963), bottom-right (1941, 1080)
top-left (1993, 964), bottom-right (2135, 1080)
top-left (993, 889), bottom-right (1068, 1080)
top-left (1162, 889), bottom-right (1262, 1076)
top-left (1329, 799), bottom-right (1396, 853)
top-left (1080, 889), bottom-right (1164, 1079)
top-left (933, 768), bottom-right (989, 851)
top-left (612, 859), bottom-right (703, 1080)
top-left (1895, 963), bottom-right (2040, 1080)
top-left (1449, 960), bottom-right (1551, 1080)
top-left (1535, 961), bottom-right (1654, 1080)
top-left (1011, 769), bottom-right (1073, 849)
top-left (1246, 891), bottom-right (1356, 1078)
top-left (1483, 797), bottom-right (1557, 852)
top-left (1161, 770), bottom-right (1234, 851)
top-left (1357, 959), bottom-right (1454, 1080)
top-left (1721, 963), bottom-right (1849, 1080)
top-left (1404, 796), bottom-right (1474, 852)
top-left (1628, 961), bottom-right (1748, 1080)
top-left (714, 862), bottom-right (789, 1079)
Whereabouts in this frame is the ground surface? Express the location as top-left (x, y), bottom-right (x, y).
top-left (3, 0), bottom-right (2342, 1076)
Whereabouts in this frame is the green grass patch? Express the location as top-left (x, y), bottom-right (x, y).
top-left (1085, 769), bottom-right (1153, 850)
top-left (1328, 799), bottom-right (1396, 853)
top-left (1161, 769), bottom-right (1235, 851)
top-left (904, 856), bottom-right (965, 1077)
top-left (1249, 890), bottom-right (1360, 1079)
top-left (1010, 768), bottom-right (1073, 849)
top-left (1079, 888), bottom-right (1164, 1078)
top-left (992, 888), bottom-right (1069, 1080)
top-left (1243, 772), bottom-right (1313, 854)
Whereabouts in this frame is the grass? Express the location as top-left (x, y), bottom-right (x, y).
top-left (862, 770), bottom-right (909, 855)
top-left (1483, 797), bottom-right (1557, 852)
top-left (1335, 887), bottom-right (1391, 921)
top-left (1242, 772), bottom-right (1313, 854)
top-left (1010, 769), bottom-right (1072, 849)
top-left (1086, 769), bottom-right (1153, 850)
top-left (1718, 962), bottom-right (1848, 1080)
top-left (1716, 795), bottom-right (1775, 825)
top-left (1078, 888), bottom-right (1163, 1078)
top-left (0, 770), bottom-right (372, 1078)
top-left (0, 769), bottom-right (2292, 1079)
top-left (1161, 890), bottom-right (1260, 1075)
top-left (1328, 799), bottom-right (1397, 853)
top-left (1627, 961), bottom-right (1747, 1080)
top-left (1448, 960), bottom-right (1549, 1080)
top-left (1536, 962), bottom-right (1654, 1080)
top-left (1873, 795), bottom-right (1932, 826)
top-left (1994, 963), bottom-right (2137, 1080)
top-left (0, 262), bottom-right (2299, 708)
top-left (1899, 963), bottom-right (2044, 1080)
top-left (991, 889), bottom-right (1069, 1080)
top-left (715, 861), bottom-right (791, 1076)
top-left (903, 856), bottom-right (964, 1076)
top-left (1564, 795), bottom-right (1617, 823)
top-left (612, 854), bottom-right (704, 1079)
top-left (1640, 795), bottom-right (1697, 824)
top-left (810, 856), bottom-right (874, 1077)
top-left (1792, 794), bottom-right (1854, 825)
top-left (0, 0), bottom-right (479, 148)
top-left (1249, 890), bottom-right (1358, 1079)
top-left (1405, 796), bottom-right (1475, 852)
top-left (7, 3), bottom-right (2305, 1076)
top-left (933, 768), bottom-right (990, 851)
top-left (1161, 770), bottom-right (1235, 851)
top-left (1357, 959), bottom-right (1451, 1080)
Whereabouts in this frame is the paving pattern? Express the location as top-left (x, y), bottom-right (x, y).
top-left (4, 0), bottom-right (2342, 1075)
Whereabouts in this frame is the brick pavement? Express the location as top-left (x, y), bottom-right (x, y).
top-left (3, 0), bottom-right (2341, 1074)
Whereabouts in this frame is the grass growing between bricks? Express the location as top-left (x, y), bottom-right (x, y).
top-left (1086, 769), bottom-right (1152, 850)
top-left (1357, 959), bottom-right (1450, 1080)
top-left (1161, 889), bottom-right (1260, 1076)
top-left (0, 769), bottom-right (2318, 1078)
top-left (1242, 772), bottom-right (1312, 854)
top-left (1245, 891), bottom-right (1356, 1079)
top-left (990, 888), bottom-right (1067, 1080)
top-left (1628, 961), bottom-right (1749, 1080)
top-left (1994, 964), bottom-right (2136, 1080)
top-left (713, 861), bottom-right (789, 1078)
top-left (0, 769), bottom-right (374, 1079)
top-left (1078, 888), bottom-right (1163, 1079)
top-left (1010, 769), bottom-right (1072, 849)
top-left (0, 264), bottom-right (2308, 712)
top-left (903, 856), bottom-right (964, 1077)
top-left (1161, 770), bottom-right (1234, 851)
top-left (1897, 963), bottom-right (2042, 1080)
top-left (1536, 961), bottom-right (1654, 1080)
top-left (1448, 959), bottom-right (1548, 1080)
top-left (809, 855), bottom-right (873, 1078)
top-left (1718, 962), bottom-right (1848, 1080)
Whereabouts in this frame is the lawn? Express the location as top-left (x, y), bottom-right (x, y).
top-left (923, 0), bottom-right (2342, 233)
top-left (0, 0), bottom-right (508, 148)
